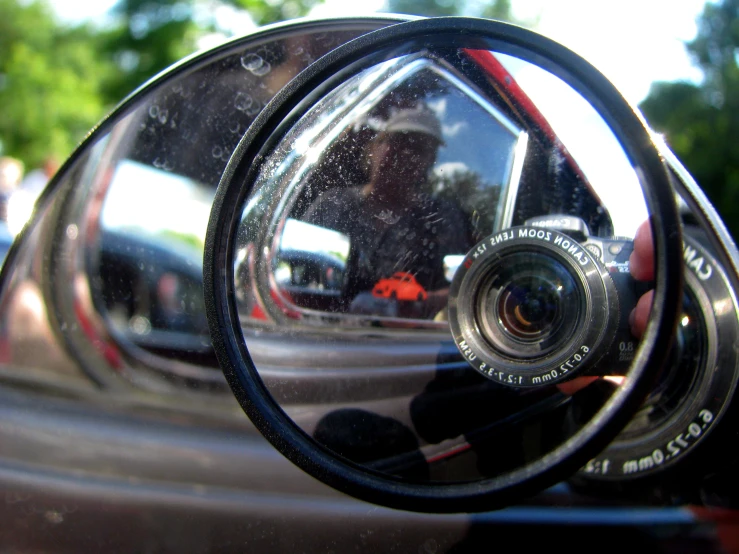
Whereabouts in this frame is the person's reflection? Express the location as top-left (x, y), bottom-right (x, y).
top-left (304, 104), bottom-right (471, 319)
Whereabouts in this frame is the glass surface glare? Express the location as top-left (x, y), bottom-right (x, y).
top-left (230, 45), bottom-right (658, 485)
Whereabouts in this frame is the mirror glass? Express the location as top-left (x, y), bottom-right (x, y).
top-left (228, 43), bottom-right (661, 485)
top-left (27, 21), bottom-right (395, 387)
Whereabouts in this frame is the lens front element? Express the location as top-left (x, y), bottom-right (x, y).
top-left (478, 252), bottom-right (582, 359)
top-left (498, 275), bottom-right (562, 339)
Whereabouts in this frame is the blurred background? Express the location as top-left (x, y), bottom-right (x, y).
top-left (0, 0), bottom-right (736, 237)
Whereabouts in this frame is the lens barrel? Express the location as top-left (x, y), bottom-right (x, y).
top-left (448, 226), bottom-right (619, 388)
top-left (577, 234), bottom-right (739, 481)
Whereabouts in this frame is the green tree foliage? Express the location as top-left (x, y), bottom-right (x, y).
top-left (386, 0), bottom-right (459, 17)
top-left (480, 0), bottom-right (512, 20)
top-left (230, 0), bottom-right (322, 26)
top-left (100, 0), bottom-right (206, 104)
top-left (0, 0), bottom-right (322, 170)
top-left (100, 0), bottom-right (321, 105)
top-left (640, 0), bottom-right (739, 238)
top-left (0, 0), bottom-right (111, 168)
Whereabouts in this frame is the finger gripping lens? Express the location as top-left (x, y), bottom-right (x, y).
top-left (449, 227), bottom-right (620, 387)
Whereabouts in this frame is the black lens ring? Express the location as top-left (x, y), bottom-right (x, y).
top-left (448, 227), bottom-right (618, 387)
top-left (203, 17), bottom-right (682, 513)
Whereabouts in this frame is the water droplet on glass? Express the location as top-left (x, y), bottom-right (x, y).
top-left (212, 146), bottom-right (223, 159)
top-left (235, 92), bottom-right (253, 112)
top-left (240, 53), bottom-right (271, 76)
top-left (44, 511), bottom-right (64, 525)
top-left (235, 92), bottom-right (261, 116)
top-left (148, 105), bottom-right (159, 119)
top-left (152, 157), bottom-right (174, 171)
top-left (423, 538), bottom-right (439, 554)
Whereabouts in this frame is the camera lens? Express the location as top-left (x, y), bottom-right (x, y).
top-left (476, 252), bottom-right (582, 359)
top-left (499, 282), bottom-right (557, 337)
top-left (448, 227), bottom-right (619, 388)
top-left (577, 234), bottom-right (739, 482)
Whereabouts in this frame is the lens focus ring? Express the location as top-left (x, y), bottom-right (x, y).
top-left (448, 226), bottom-right (619, 388)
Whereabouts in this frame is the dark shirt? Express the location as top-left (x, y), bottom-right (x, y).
top-left (304, 185), bottom-right (471, 301)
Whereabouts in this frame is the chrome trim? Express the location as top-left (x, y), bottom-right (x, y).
top-left (658, 137), bottom-right (739, 279)
top-left (498, 132), bottom-right (529, 230)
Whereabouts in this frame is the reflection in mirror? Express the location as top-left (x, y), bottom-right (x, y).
top-left (239, 54), bottom-right (527, 325)
top-left (98, 160), bottom-right (213, 362)
top-left (24, 23), bottom-right (390, 387)
top-left (238, 50), bottom-right (646, 330)
top-left (230, 45), bottom-right (657, 486)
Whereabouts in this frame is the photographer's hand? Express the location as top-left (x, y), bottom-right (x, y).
top-left (629, 219), bottom-right (655, 339)
top-left (558, 220), bottom-right (655, 396)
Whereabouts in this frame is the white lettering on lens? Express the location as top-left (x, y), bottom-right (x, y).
top-left (684, 244), bottom-right (713, 281)
top-left (490, 230), bottom-right (515, 245)
top-left (625, 408), bottom-right (715, 474)
top-left (457, 340), bottom-right (477, 361)
top-left (547, 236), bottom-right (589, 266)
top-left (517, 229), bottom-right (553, 241)
top-left (573, 250), bottom-right (588, 266)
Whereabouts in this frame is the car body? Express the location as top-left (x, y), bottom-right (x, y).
top-left (0, 16), bottom-right (737, 553)
top-left (373, 271), bottom-right (428, 301)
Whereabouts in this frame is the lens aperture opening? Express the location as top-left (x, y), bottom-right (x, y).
top-left (477, 252), bottom-right (583, 359)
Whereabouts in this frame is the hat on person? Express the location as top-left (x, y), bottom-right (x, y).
top-left (380, 105), bottom-right (445, 145)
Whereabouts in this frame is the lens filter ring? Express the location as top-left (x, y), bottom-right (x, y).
top-left (203, 17), bottom-right (682, 513)
top-left (448, 226), bottom-right (619, 388)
